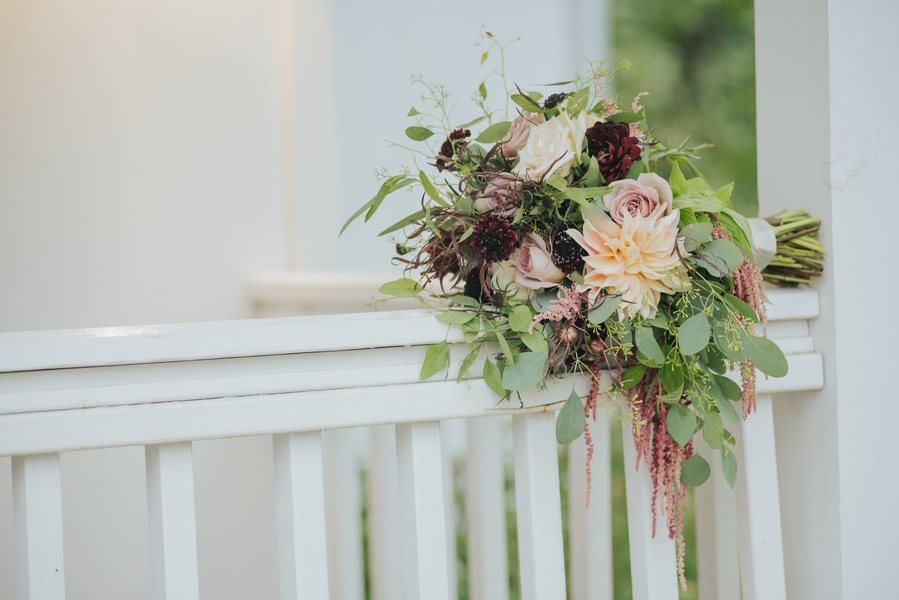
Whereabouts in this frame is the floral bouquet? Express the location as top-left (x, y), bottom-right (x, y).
top-left (343, 54), bottom-right (789, 587)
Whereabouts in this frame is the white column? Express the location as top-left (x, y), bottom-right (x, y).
top-left (755, 0), bottom-right (899, 597)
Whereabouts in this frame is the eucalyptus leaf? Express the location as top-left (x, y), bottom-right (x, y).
top-left (666, 404), bottom-right (697, 447)
top-left (405, 126), bottom-right (434, 141)
top-left (715, 390), bottom-right (741, 424)
top-left (681, 454), bottom-right (711, 486)
top-left (588, 295), bottom-right (621, 324)
top-left (635, 326), bottom-right (665, 365)
top-left (747, 335), bottom-right (789, 377)
top-left (436, 311), bottom-right (475, 325)
top-left (620, 364), bottom-right (647, 391)
top-left (420, 342), bottom-right (449, 380)
top-left (556, 390), bottom-right (586, 445)
top-left (680, 222), bottom-right (714, 252)
top-left (712, 322), bottom-right (749, 362)
top-left (702, 411), bottom-right (725, 449)
top-left (531, 291), bottom-right (557, 313)
top-left (521, 329), bottom-right (549, 352)
top-left (678, 312), bottom-right (711, 355)
top-left (476, 121), bottom-right (512, 144)
top-left (483, 359), bottom-right (505, 396)
top-left (722, 449), bottom-right (738, 488)
top-left (508, 305), bottom-right (534, 333)
top-left (693, 239), bottom-right (744, 277)
top-left (723, 294), bottom-right (759, 323)
top-left (379, 278), bottom-right (423, 298)
top-left (660, 361), bottom-right (684, 395)
top-left (501, 352), bottom-right (548, 391)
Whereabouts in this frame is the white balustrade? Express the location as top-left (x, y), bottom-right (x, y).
top-left (0, 287), bottom-right (822, 599)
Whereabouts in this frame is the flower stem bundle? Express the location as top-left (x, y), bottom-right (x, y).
top-left (761, 209), bottom-right (825, 286)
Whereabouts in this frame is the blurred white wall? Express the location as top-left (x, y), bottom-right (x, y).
top-left (0, 0), bottom-right (607, 597)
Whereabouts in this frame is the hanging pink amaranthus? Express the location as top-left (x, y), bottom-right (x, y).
top-left (629, 381), bottom-right (692, 590)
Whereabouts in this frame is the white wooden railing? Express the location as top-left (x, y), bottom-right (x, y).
top-left (0, 286), bottom-right (821, 599)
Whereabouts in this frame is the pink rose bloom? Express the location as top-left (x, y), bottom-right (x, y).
top-left (513, 233), bottom-right (565, 290)
top-left (501, 114), bottom-right (540, 159)
top-left (474, 172), bottom-right (519, 216)
top-left (603, 172), bottom-right (673, 224)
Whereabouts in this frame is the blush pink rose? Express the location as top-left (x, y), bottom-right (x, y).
top-left (474, 172), bottom-right (520, 216)
top-left (513, 233), bottom-right (565, 290)
top-left (602, 172), bottom-right (673, 224)
top-left (501, 114), bottom-right (541, 159)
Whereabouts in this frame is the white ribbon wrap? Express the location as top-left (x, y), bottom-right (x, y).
top-left (748, 217), bottom-right (777, 270)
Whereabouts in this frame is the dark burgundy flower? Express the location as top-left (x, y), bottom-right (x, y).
top-left (585, 122), bottom-right (642, 183)
top-left (470, 215), bottom-right (519, 262)
top-left (550, 230), bottom-right (586, 274)
top-left (435, 128), bottom-right (471, 172)
top-left (543, 93), bottom-right (568, 109)
top-left (463, 269), bottom-right (488, 302)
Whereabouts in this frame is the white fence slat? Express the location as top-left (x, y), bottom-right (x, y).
top-left (272, 432), bottom-right (330, 600)
top-left (323, 429), bottom-right (365, 600)
top-left (396, 422), bottom-right (450, 600)
top-left (464, 417), bottom-right (510, 600)
top-left (441, 421), bottom-right (459, 600)
top-left (512, 412), bottom-right (566, 600)
top-left (735, 394), bottom-right (787, 600)
top-left (12, 453), bottom-right (66, 599)
top-left (568, 406), bottom-right (613, 600)
top-left (366, 425), bottom-right (403, 600)
top-left (694, 446), bottom-right (740, 600)
top-left (620, 420), bottom-right (678, 600)
top-left (145, 443), bottom-right (200, 600)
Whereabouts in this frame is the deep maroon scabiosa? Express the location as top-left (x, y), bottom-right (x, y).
top-left (550, 230), bottom-right (587, 274)
top-left (543, 93), bottom-right (568, 109)
top-left (435, 128), bottom-right (471, 172)
top-left (470, 215), bottom-right (519, 262)
top-left (585, 122), bottom-right (642, 183)
top-left (462, 269), bottom-right (488, 302)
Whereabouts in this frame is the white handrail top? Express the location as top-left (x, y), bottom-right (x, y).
top-left (0, 287), bottom-right (818, 374)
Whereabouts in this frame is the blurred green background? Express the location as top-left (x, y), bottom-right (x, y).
top-left (613, 0), bottom-right (758, 217)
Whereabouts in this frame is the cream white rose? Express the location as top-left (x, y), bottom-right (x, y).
top-left (513, 112), bottom-right (588, 180)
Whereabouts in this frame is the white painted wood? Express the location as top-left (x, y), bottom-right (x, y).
top-left (0, 287), bottom-right (814, 373)
top-left (620, 420), bottom-right (678, 600)
top-left (12, 453), bottom-right (66, 600)
top-left (735, 395), bottom-right (786, 600)
top-left (0, 377), bottom-right (589, 457)
top-left (568, 405), bottom-right (613, 600)
top-left (366, 425), bottom-right (403, 600)
top-left (145, 443), bottom-right (200, 600)
top-left (512, 412), bottom-right (566, 600)
top-left (273, 432), bottom-right (330, 600)
top-left (694, 447), bottom-right (740, 600)
top-left (464, 417), bottom-right (510, 600)
top-left (322, 429), bottom-right (364, 600)
top-left (440, 420), bottom-right (459, 600)
top-left (396, 422), bottom-right (450, 600)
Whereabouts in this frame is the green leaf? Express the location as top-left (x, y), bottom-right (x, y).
top-left (712, 374), bottom-right (742, 400)
top-left (379, 278), bottom-right (423, 298)
top-left (419, 171), bottom-right (444, 203)
top-left (340, 175), bottom-right (415, 235)
top-left (669, 162), bottom-right (689, 196)
top-left (436, 311), bottom-right (475, 325)
top-left (666, 404), bottom-right (697, 446)
top-left (478, 82), bottom-right (487, 100)
top-left (508, 305), bottom-right (534, 333)
top-left (457, 344), bottom-right (481, 380)
top-left (722, 294), bottom-right (759, 323)
top-left (712, 322), bottom-right (749, 362)
top-left (449, 294), bottom-right (480, 307)
top-left (483, 359), bottom-right (505, 396)
top-left (521, 329), bottom-right (549, 352)
top-left (715, 390), bottom-right (741, 424)
top-left (660, 362), bottom-right (684, 396)
top-left (480, 50), bottom-right (488, 65)
top-left (566, 88), bottom-right (590, 115)
top-left (620, 365), bottom-right (647, 391)
top-left (545, 175), bottom-right (608, 207)
top-left (556, 390), bottom-right (586, 444)
top-left (494, 329), bottom-right (514, 364)
top-left (407, 107), bottom-right (420, 117)
top-left (378, 209), bottom-right (426, 236)
top-left (635, 326), bottom-right (665, 365)
top-left (678, 313), bottom-right (711, 355)
top-left (420, 342), bottom-right (449, 380)
top-left (680, 222), bottom-right (714, 253)
top-left (692, 239), bottom-right (744, 277)
top-left (747, 335), bottom-right (789, 377)
top-left (511, 93), bottom-right (543, 112)
top-left (476, 121), bottom-right (512, 144)
top-left (702, 411), bottom-right (725, 449)
top-left (531, 291), bottom-right (556, 313)
top-left (588, 295), bottom-right (621, 324)
top-left (681, 454), bottom-right (711, 486)
top-left (721, 449), bottom-right (737, 488)
top-left (405, 126), bottom-right (434, 141)
top-left (502, 352), bottom-right (548, 391)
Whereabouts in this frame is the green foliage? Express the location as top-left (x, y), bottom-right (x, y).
top-left (681, 454), bottom-right (711, 486)
top-left (556, 390), bottom-right (586, 444)
top-left (379, 278), bottom-right (423, 297)
top-left (677, 312), bottom-right (711, 355)
top-left (501, 351), bottom-right (548, 390)
top-left (420, 342), bottom-right (449, 380)
top-left (667, 404), bottom-right (697, 446)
